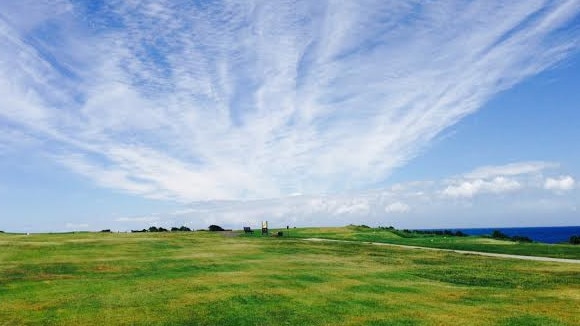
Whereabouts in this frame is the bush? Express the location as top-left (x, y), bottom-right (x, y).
top-left (208, 225), bottom-right (225, 231)
top-left (100, 229), bottom-right (111, 233)
top-left (511, 235), bottom-right (532, 243)
top-left (570, 235), bottom-right (580, 245)
top-left (171, 226), bottom-right (192, 232)
top-left (491, 230), bottom-right (510, 240)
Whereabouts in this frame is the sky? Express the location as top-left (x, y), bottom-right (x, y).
top-left (0, 0), bottom-right (579, 232)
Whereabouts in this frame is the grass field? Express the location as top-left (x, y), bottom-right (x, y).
top-left (1, 229), bottom-right (579, 325)
top-left (277, 226), bottom-right (580, 259)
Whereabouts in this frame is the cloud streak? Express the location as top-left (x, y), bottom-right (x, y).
top-left (1, 1), bottom-right (579, 202)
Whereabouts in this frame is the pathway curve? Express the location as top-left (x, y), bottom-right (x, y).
top-left (303, 238), bottom-right (580, 264)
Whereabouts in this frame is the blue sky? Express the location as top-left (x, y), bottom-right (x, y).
top-left (0, 0), bottom-right (579, 232)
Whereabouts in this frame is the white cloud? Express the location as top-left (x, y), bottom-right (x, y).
top-left (100, 161), bottom-right (578, 229)
top-left (115, 216), bottom-right (160, 223)
top-left (1, 2), bottom-right (579, 202)
top-left (384, 202), bottom-right (410, 213)
top-left (544, 176), bottom-right (575, 191)
top-left (440, 161), bottom-right (567, 198)
top-left (442, 177), bottom-right (522, 198)
top-left (334, 201), bottom-right (370, 215)
top-left (464, 162), bottom-right (558, 179)
top-left (65, 223), bottom-right (89, 229)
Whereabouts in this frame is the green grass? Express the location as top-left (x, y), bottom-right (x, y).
top-left (280, 226), bottom-right (580, 259)
top-left (0, 230), bottom-right (579, 325)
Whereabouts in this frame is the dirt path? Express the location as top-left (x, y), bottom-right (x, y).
top-left (303, 238), bottom-right (580, 264)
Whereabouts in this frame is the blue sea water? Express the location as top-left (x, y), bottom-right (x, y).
top-left (422, 226), bottom-right (580, 244)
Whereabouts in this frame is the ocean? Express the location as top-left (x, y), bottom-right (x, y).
top-left (421, 226), bottom-right (580, 244)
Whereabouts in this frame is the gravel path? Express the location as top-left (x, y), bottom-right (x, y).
top-left (303, 238), bottom-right (580, 264)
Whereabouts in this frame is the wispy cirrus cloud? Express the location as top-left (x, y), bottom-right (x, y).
top-left (1, 1), bottom-right (579, 202)
top-left (464, 162), bottom-right (559, 179)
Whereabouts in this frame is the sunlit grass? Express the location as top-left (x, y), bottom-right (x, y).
top-left (0, 230), bottom-right (578, 325)
top-left (282, 226), bottom-right (580, 259)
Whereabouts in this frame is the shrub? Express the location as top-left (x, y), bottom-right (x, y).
top-left (491, 230), bottom-right (510, 240)
top-left (570, 235), bottom-right (580, 245)
top-left (171, 226), bottom-right (192, 232)
top-left (208, 225), bottom-right (225, 231)
top-left (511, 235), bottom-right (532, 243)
top-left (100, 229), bottom-right (111, 233)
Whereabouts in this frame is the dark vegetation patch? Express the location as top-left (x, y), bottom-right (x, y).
top-left (182, 293), bottom-right (320, 326)
top-left (413, 264), bottom-right (577, 289)
top-left (269, 273), bottom-right (327, 284)
top-left (1, 263), bottom-right (79, 283)
top-left (411, 258), bottom-right (447, 265)
top-left (364, 318), bottom-right (423, 326)
top-left (499, 314), bottom-right (566, 326)
top-left (348, 284), bottom-right (421, 294)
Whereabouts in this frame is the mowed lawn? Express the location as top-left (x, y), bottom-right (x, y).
top-left (0, 231), bottom-right (579, 325)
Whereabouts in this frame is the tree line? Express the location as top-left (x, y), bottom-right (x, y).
top-left (129, 226), bottom-right (193, 233)
top-left (489, 230), bottom-right (533, 243)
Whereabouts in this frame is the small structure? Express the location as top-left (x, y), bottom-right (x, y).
top-left (261, 221), bottom-right (269, 235)
top-left (243, 226), bottom-right (254, 234)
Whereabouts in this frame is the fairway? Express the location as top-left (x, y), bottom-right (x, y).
top-left (1, 231), bottom-right (579, 325)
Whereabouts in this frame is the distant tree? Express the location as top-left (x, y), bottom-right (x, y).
top-left (149, 226), bottom-right (159, 232)
top-left (158, 227), bottom-right (168, 232)
top-left (179, 226), bottom-right (192, 232)
top-left (100, 229), bottom-right (111, 233)
top-left (171, 227), bottom-right (180, 232)
top-left (511, 235), bottom-right (532, 243)
top-left (454, 231), bottom-right (467, 237)
top-left (208, 225), bottom-right (225, 231)
top-left (491, 230), bottom-right (510, 240)
top-left (569, 235), bottom-right (580, 245)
